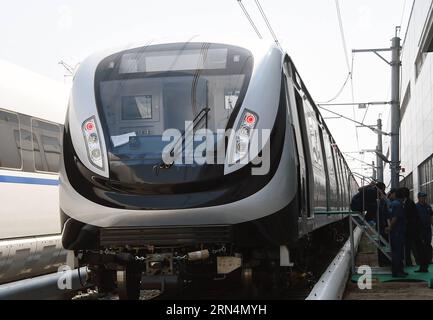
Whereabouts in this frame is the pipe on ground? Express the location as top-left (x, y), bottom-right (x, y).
top-left (306, 227), bottom-right (363, 300)
top-left (0, 267), bottom-right (89, 300)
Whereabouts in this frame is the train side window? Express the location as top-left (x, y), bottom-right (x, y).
top-left (0, 110), bottom-right (22, 169)
top-left (32, 132), bottom-right (44, 170)
top-left (339, 157), bottom-right (348, 208)
top-left (31, 119), bottom-right (62, 173)
top-left (330, 143), bottom-right (341, 208)
top-left (303, 102), bottom-right (323, 167)
top-left (322, 131), bottom-right (339, 209)
top-left (334, 150), bottom-right (344, 209)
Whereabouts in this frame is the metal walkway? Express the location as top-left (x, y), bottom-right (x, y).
top-left (348, 211), bottom-right (391, 273)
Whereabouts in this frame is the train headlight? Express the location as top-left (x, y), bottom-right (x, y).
top-left (82, 117), bottom-right (104, 169)
top-left (231, 110), bottom-right (258, 164)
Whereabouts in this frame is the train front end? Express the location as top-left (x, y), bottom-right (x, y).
top-left (60, 40), bottom-right (298, 297)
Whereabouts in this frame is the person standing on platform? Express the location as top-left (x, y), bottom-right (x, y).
top-left (401, 187), bottom-right (423, 267)
top-left (387, 188), bottom-right (408, 278)
top-left (386, 189), bottom-right (397, 211)
top-left (415, 192), bottom-right (433, 273)
top-left (350, 182), bottom-right (389, 266)
top-left (385, 189), bottom-right (397, 225)
top-left (367, 182), bottom-right (386, 225)
top-left (377, 185), bottom-right (391, 267)
top-left (350, 182), bottom-right (385, 225)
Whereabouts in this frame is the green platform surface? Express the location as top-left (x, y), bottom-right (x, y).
top-left (352, 265), bottom-right (433, 288)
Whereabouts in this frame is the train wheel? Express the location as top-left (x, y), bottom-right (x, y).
top-left (241, 267), bottom-right (260, 298)
top-left (241, 267), bottom-right (252, 293)
top-left (117, 265), bottom-right (142, 300)
top-left (94, 266), bottom-right (116, 295)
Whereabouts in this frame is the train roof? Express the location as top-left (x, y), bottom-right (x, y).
top-left (87, 35), bottom-right (282, 58)
top-left (75, 36), bottom-right (284, 78)
top-left (0, 59), bottom-right (69, 124)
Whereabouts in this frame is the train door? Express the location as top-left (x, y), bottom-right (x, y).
top-left (337, 156), bottom-right (347, 209)
top-left (329, 141), bottom-right (341, 211)
top-left (302, 100), bottom-right (327, 213)
top-left (318, 125), bottom-right (330, 211)
top-left (283, 67), bottom-right (310, 220)
top-left (293, 90), bottom-right (313, 218)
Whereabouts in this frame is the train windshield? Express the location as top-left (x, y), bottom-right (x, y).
top-left (95, 43), bottom-right (253, 184)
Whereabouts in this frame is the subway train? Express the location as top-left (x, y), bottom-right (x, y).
top-left (60, 38), bottom-right (358, 298)
top-left (0, 59), bottom-right (69, 284)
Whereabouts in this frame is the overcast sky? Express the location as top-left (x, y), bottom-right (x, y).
top-left (0, 0), bottom-right (414, 182)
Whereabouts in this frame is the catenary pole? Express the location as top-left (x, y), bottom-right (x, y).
top-left (390, 31), bottom-right (401, 188)
top-left (376, 118), bottom-right (384, 183)
top-left (351, 27), bottom-right (401, 188)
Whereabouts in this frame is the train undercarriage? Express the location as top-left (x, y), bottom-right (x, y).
top-left (73, 218), bottom-right (349, 300)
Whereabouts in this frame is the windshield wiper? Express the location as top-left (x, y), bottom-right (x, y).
top-left (153, 107), bottom-right (210, 175)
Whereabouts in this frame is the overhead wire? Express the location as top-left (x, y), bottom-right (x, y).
top-left (334, 0), bottom-right (360, 151)
top-left (335, 0), bottom-right (359, 151)
top-left (237, 0), bottom-right (353, 109)
top-left (400, 0), bottom-right (408, 28)
top-left (335, 0), bottom-right (351, 72)
top-left (238, 0), bottom-right (379, 174)
top-left (315, 1), bottom-right (354, 105)
top-left (318, 105), bottom-right (387, 134)
top-left (361, 104), bottom-right (370, 124)
top-left (316, 72), bottom-right (351, 104)
top-left (237, 0), bottom-right (263, 39)
top-left (254, 0), bottom-right (281, 48)
top-left (344, 153), bottom-right (375, 167)
top-left (349, 53), bottom-right (356, 111)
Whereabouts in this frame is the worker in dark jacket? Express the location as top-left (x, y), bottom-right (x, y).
top-left (350, 182), bottom-right (385, 224)
top-left (401, 187), bottom-right (423, 267)
top-left (415, 192), bottom-right (433, 272)
top-left (378, 189), bottom-right (391, 267)
top-left (387, 188), bottom-right (408, 277)
top-left (350, 182), bottom-right (389, 266)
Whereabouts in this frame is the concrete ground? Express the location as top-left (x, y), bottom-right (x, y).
top-left (343, 233), bottom-right (433, 300)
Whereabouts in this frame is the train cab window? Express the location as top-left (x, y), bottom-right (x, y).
top-left (95, 43), bottom-right (254, 172)
top-left (0, 110), bottom-right (22, 169)
top-left (31, 119), bottom-right (61, 173)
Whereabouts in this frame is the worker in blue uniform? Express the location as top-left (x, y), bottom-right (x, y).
top-left (415, 192), bottom-right (433, 273)
top-left (386, 188), bottom-right (397, 215)
top-left (377, 187), bottom-right (391, 267)
top-left (387, 188), bottom-right (408, 277)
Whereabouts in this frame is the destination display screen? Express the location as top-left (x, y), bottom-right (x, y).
top-left (119, 48), bottom-right (228, 73)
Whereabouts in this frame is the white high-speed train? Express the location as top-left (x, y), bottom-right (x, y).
top-left (0, 59), bottom-right (69, 284)
top-left (60, 38), bottom-right (358, 298)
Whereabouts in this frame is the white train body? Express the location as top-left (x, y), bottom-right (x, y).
top-left (0, 59), bottom-right (69, 283)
